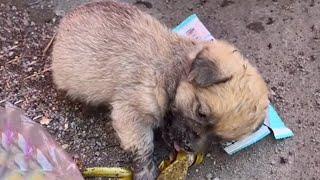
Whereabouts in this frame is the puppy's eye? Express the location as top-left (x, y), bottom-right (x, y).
top-left (196, 104), bottom-right (207, 118)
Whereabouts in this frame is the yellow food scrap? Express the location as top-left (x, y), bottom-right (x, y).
top-left (157, 152), bottom-right (204, 180)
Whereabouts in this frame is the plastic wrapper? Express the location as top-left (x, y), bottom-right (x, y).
top-left (0, 103), bottom-right (83, 180)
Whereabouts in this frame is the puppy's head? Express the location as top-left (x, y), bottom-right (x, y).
top-left (165, 40), bottom-right (269, 152)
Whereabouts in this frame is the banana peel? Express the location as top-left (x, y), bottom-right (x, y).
top-left (82, 152), bottom-right (204, 180)
top-left (82, 167), bottom-right (133, 180)
top-left (157, 152), bottom-right (204, 180)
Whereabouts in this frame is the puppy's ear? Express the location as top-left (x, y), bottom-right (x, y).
top-left (188, 57), bottom-right (232, 87)
top-left (187, 43), bottom-right (205, 61)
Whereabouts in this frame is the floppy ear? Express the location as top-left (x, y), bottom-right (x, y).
top-left (188, 57), bottom-right (232, 87)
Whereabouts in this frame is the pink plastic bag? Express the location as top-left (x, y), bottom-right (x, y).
top-left (0, 103), bottom-right (83, 180)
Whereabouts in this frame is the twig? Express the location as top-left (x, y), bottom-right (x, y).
top-left (23, 67), bottom-right (52, 80)
top-left (43, 32), bottom-right (56, 56)
top-left (28, 0), bottom-right (41, 6)
top-left (6, 56), bottom-right (21, 64)
top-left (14, 100), bottom-right (23, 105)
top-left (32, 115), bottom-right (43, 121)
top-left (0, 99), bottom-right (6, 104)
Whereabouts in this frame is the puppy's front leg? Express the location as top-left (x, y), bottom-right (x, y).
top-left (111, 102), bottom-right (158, 180)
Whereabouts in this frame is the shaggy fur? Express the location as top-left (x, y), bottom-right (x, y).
top-left (51, 1), bottom-right (269, 179)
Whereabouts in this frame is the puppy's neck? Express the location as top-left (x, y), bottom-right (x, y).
top-left (159, 37), bottom-right (197, 103)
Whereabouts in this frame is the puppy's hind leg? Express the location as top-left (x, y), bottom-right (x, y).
top-left (111, 101), bottom-right (158, 180)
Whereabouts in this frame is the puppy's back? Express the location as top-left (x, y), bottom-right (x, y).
top-left (52, 1), bottom-right (175, 104)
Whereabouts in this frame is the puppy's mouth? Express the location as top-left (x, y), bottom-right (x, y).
top-left (162, 126), bottom-right (209, 154)
top-left (173, 142), bottom-right (186, 152)
top-left (172, 140), bottom-right (195, 153)
top-left (173, 142), bottom-right (181, 151)
top-left (161, 128), bottom-right (198, 153)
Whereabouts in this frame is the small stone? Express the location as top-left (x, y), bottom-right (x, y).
top-left (206, 153), bottom-right (211, 158)
top-left (196, 169), bottom-right (199, 173)
top-left (55, 10), bottom-right (65, 17)
top-left (40, 117), bottom-right (52, 125)
top-left (233, 169), bottom-right (237, 173)
top-left (70, 122), bottom-right (75, 128)
top-left (270, 160), bottom-right (276, 165)
top-left (220, 0), bottom-right (235, 8)
top-left (64, 123), bottom-right (69, 130)
top-left (12, 6), bottom-right (17, 10)
top-left (62, 144), bottom-right (69, 149)
top-left (23, 19), bottom-right (29, 26)
top-left (310, 55), bottom-right (316, 61)
top-left (96, 141), bottom-right (102, 146)
top-left (266, 17), bottom-right (275, 25)
top-left (206, 173), bottom-right (213, 180)
top-left (95, 152), bottom-right (100, 156)
top-left (73, 154), bottom-right (80, 159)
top-left (246, 22), bottom-right (265, 33)
top-left (8, 51), bottom-right (14, 57)
top-left (270, 89), bottom-right (276, 96)
top-left (213, 178), bottom-right (220, 180)
top-left (280, 157), bottom-right (288, 164)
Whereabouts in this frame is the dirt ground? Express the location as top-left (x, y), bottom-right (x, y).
top-left (1, 0), bottom-right (320, 179)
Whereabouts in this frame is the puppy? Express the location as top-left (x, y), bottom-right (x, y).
top-left (51, 1), bottom-right (269, 179)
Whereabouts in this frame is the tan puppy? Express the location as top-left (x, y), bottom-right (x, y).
top-left (51, 1), bottom-right (269, 179)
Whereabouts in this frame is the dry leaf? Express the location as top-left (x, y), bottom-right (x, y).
top-left (40, 117), bottom-right (52, 125)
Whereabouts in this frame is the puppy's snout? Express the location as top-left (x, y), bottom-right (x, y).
top-left (175, 132), bottom-right (212, 153)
